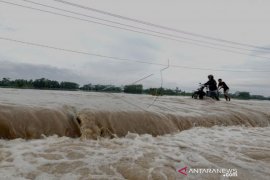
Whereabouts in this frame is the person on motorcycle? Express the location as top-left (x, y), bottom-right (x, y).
top-left (204, 75), bottom-right (219, 100)
top-left (218, 79), bottom-right (231, 101)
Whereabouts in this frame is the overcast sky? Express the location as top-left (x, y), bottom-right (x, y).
top-left (0, 0), bottom-right (270, 96)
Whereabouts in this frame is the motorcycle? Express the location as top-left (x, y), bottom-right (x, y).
top-left (192, 83), bottom-right (221, 100)
top-left (192, 83), bottom-right (207, 99)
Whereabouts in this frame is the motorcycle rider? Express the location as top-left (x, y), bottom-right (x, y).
top-left (204, 75), bottom-right (219, 100)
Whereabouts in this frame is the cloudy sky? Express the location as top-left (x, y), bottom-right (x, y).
top-left (0, 0), bottom-right (270, 96)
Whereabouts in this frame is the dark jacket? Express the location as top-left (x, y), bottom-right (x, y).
top-left (204, 79), bottom-right (218, 91)
top-left (218, 82), bottom-right (229, 91)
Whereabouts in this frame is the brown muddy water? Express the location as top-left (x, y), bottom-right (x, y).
top-left (0, 88), bottom-right (270, 180)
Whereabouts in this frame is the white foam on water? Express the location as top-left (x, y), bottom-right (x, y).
top-left (0, 88), bottom-right (270, 179)
top-left (1, 126), bottom-right (270, 180)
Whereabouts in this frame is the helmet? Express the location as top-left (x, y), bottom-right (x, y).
top-left (208, 74), bottom-right (214, 79)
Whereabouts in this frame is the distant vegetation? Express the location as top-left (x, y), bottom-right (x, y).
top-left (124, 85), bottom-right (143, 94)
top-left (0, 77), bottom-right (79, 90)
top-left (0, 77), bottom-right (269, 100)
top-left (228, 91), bottom-right (270, 100)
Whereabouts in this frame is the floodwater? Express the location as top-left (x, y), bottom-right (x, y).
top-left (0, 88), bottom-right (269, 180)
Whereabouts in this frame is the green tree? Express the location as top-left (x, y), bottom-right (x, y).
top-left (124, 84), bottom-right (143, 94)
top-left (60, 81), bottom-right (79, 90)
top-left (0, 77), bottom-right (11, 86)
top-left (33, 78), bottom-right (46, 88)
top-left (234, 91), bottom-right (251, 99)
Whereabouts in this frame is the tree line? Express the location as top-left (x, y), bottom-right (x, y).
top-left (0, 77), bottom-right (79, 90)
top-left (228, 91), bottom-right (270, 100)
top-left (0, 77), bottom-right (269, 100)
top-left (0, 77), bottom-right (194, 95)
